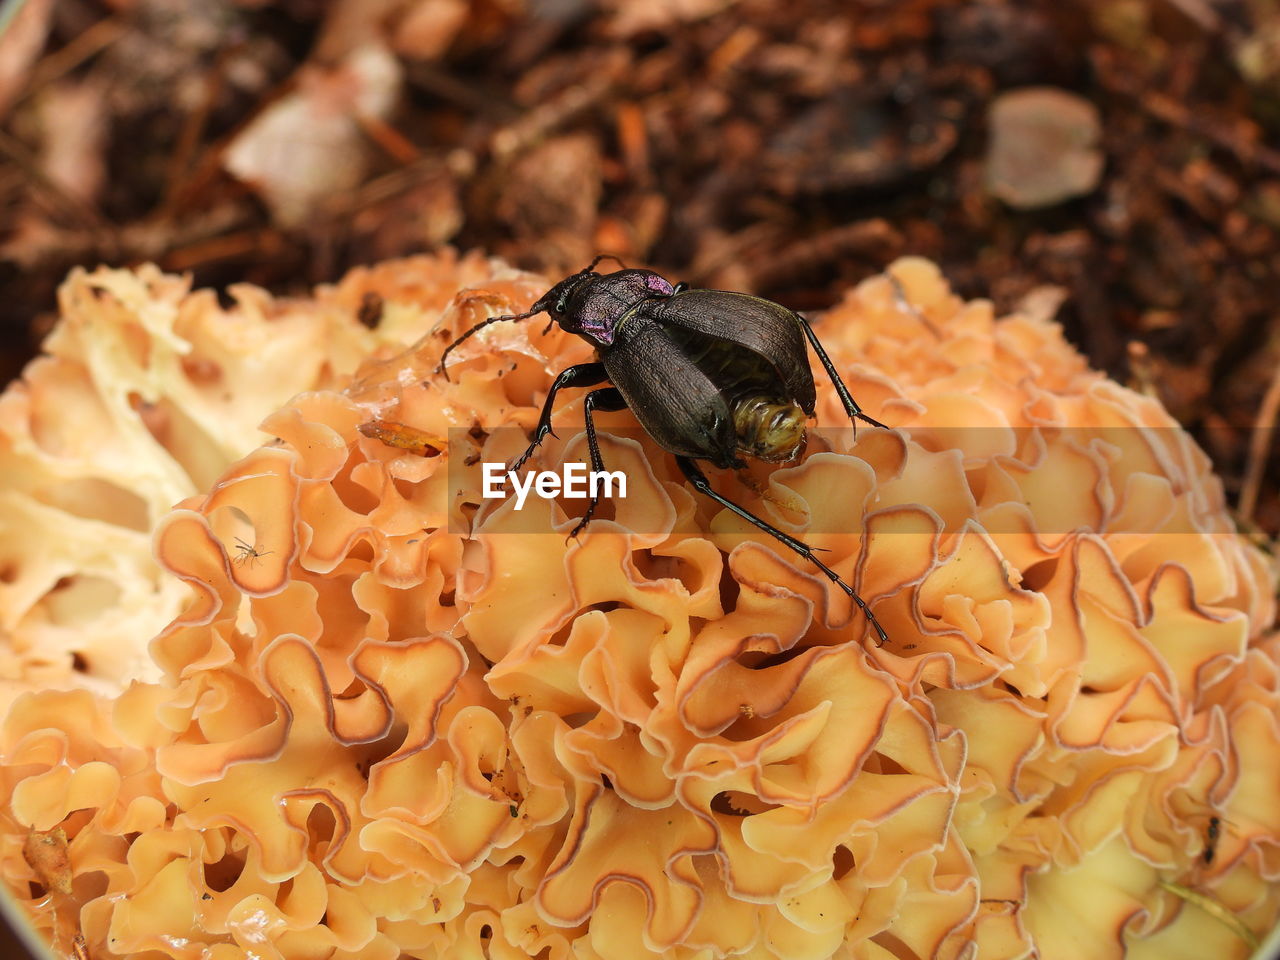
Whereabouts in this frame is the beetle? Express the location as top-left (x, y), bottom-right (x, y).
top-left (438, 255), bottom-right (889, 643)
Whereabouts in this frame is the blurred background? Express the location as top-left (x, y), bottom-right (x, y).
top-left (0, 0), bottom-right (1277, 539)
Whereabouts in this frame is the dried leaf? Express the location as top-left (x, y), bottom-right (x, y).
top-left (985, 87), bottom-right (1104, 209)
top-left (22, 827), bottom-right (72, 895)
top-left (223, 44), bottom-right (402, 227)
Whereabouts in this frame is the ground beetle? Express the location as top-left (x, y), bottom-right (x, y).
top-left (438, 255), bottom-right (889, 643)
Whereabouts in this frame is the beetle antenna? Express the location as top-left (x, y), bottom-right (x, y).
top-left (582, 253), bottom-right (628, 273)
top-left (437, 305), bottom-right (545, 381)
top-left (436, 257), bottom-right (625, 381)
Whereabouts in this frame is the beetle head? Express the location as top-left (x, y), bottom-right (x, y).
top-left (545, 264), bottom-right (675, 348)
top-left (535, 268), bottom-right (599, 324)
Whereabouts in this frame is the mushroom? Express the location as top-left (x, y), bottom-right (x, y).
top-left (0, 255), bottom-right (1274, 959)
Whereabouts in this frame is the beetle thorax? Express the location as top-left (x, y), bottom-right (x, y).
top-left (733, 395), bottom-right (807, 463)
top-left (560, 270), bottom-right (675, 347)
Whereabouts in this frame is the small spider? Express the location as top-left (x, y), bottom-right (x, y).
top-left (232, 536), bottom-right (272, 567)
top-left (1203, 815), bottom-right (1222, 866)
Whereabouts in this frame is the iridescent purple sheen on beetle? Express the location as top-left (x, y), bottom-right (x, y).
top-left (545, 268), bottom-right (675, 346)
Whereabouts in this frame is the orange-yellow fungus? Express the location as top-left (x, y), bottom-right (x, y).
top-left (0, 255), bottom-right (1274, 960)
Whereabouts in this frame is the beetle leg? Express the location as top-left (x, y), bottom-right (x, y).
top-left (567, 387), bottom-right (629, 541)
top-left (675, 456), bottom-right (888, 645)
top-left (793, 311), bottom-right (889, 433)
top-left (508, 363), bottom-right (609, 473)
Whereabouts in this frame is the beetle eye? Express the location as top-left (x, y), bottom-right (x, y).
top-left (554, 296), bottom-right (567, 314)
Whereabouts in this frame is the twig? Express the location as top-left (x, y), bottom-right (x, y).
top-left (161, 47), bottom-right (235, 214)
top-left (488, 53), bottom-right (626, 162)
top-left (1157, 879), bottom-right (1259, 951)
top-left (0, 128), bottom-right (113, 237)
top-left (1157, 0), bottom-right (1220, 32)
top-left (1092, 48), bottom-right (1280, 177)
top-left (25, 16), bottom-right (123, 92)
top-left (326, 154), bottom-right (454, 216)
top-left (162, 228), bottom-right (280, 271)
top-left (746, 219), bottom-right (903, 291)
top-left (0, 0), bottom-right (30, 34)
top-left (355, 113), bottom-right (422, 165)
top-left (161, 76), bottom-right (301, 216)
top-left (1238, 339), bottom-right (1280, 523)
top-left (407, 62), bottom-right (519, 121)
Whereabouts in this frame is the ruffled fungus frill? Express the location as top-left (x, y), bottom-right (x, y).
top-left (0, 255), bottom-right (1276, 960)
top-left (0, 251), bottom-right (541, 709)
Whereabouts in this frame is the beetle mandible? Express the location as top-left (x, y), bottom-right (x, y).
top-left (438, 255), bottom-right (889, 643)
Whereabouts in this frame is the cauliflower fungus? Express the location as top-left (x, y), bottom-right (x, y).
top-left (0, 254), bottom-right (1275, 960)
